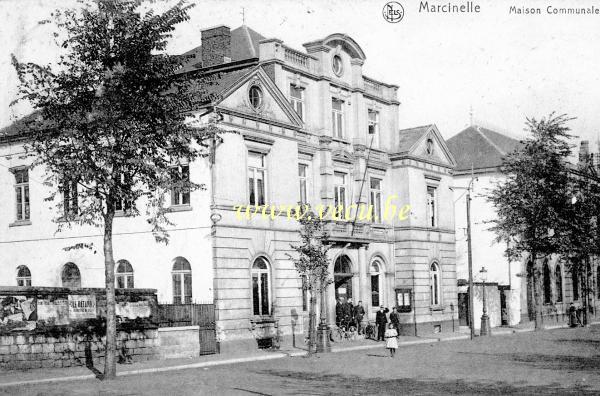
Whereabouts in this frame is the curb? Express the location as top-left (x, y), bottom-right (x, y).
top-left (0, 324), bottom-right (586, 389)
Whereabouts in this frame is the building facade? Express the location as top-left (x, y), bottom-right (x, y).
top-left (0, 25), bottom-right (459, 351)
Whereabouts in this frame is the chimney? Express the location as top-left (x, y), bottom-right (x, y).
top-left (579, 140), bottom-right (590, 164)
top-left (201, 25), bottom-right (231, 68)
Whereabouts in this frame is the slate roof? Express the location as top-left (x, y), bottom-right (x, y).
top-left (189, 65), bottom-right (255, 105)
top-left (397, 125), bottom-right (433, 153)
top-left (446, 125), bottom-right (522, 172)
top-left (0, 112), bottom-right (40, 141)
top-left (178, 25), bottom-right (265, 73)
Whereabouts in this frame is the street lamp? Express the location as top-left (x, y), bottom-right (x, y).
top-left (479, 266), bottom-right (491, 336)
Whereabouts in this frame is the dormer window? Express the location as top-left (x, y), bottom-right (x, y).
top-left (332, 55), bottom-right (343, 76)
top-left (248, 85), bottom-right (263, 109)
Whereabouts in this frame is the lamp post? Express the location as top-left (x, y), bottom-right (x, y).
top-left (316, 277), bottom-right (331, 352)
top-left (479, 266), bottom-right (491, 336)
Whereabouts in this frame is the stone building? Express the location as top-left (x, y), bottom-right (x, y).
top-left (0, 25), bottom-right (459, 351)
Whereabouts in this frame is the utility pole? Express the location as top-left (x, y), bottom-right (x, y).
top-left (466, 184), bottom-right (475, 340)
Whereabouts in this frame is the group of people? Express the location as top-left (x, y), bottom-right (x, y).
top-left (335, 297), bottom-right (366, 334)
top-left (335, 297), bottom-right (401, 357)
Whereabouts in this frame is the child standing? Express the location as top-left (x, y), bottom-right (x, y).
top-left (385, 323), bottom-right (398, 357)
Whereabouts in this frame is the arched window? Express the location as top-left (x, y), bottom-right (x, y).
top-left (572, 268), bottom-right (579, 301)
top-left (16, 265), bottom-right (31, 287)
top-left (116, 260), bottom-right (134, 289)
top-left (555, 265), bottom-right (563, 303)
top-left (61, 262), bottom-right (81, 288)
top-left (370, 261), bottom-right (382, 307)
top-left (430, 262), bottom-right (441, 306)
top-left (334, 255), bottom-right (353, 302)
top-left (172, 257), bottom-right (192, 304)
top-left (543, 261), bottom-right (552, 304)
top-left (252, 257), bottom-right (271, 316)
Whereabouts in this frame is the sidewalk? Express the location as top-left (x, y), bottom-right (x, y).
top-left (0, 323), bottom-right (575, 389)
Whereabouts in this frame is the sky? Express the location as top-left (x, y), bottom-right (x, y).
top-left (2, 0), bottom-right (600, 148)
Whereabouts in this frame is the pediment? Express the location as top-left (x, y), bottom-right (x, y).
top-left (332, 149), bottom-right (354, 164)
top-left (216, 67), bottom-right (303, 129)
top-left (410, 125), bottom-right (456, 167)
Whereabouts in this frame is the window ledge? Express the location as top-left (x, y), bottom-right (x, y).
top-left (430, 306), bottom-right (444, 312)
top-left (9, 220), bottom-right (32, 227)
top-left (114, 210), bottom-right (132, 218)
top-left (168, 205), bottom-right (193, 213)
top-left (250, 315), bottom-right (275, 323)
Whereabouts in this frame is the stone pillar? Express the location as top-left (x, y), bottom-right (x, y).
top-left (358, 245), bottom-right (368, 310)
top-left (319, 136), bottom-right (334, 207)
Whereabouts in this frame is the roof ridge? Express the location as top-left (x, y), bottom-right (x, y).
top-left (240, 25), bottom-right (256, 58)
top-left (473, 125), bottom-right (506, 156)
top-left (398, 124), bottom-right (432, 132)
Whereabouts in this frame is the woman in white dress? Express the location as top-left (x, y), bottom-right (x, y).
top-left (384, 323), bottom-right (398, 357)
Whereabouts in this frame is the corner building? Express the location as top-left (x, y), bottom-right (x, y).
top-left (188, 25), bottom-right (458, 349)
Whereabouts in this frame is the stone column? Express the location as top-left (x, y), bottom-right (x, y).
top-left (358, 245), bottom-right (368, 310)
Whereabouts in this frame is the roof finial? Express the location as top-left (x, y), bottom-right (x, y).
top-left (469, 105), bottom-right (474, 126)
top-left (241, 7), bottom-right (246, 25)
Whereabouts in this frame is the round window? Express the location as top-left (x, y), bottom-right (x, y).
top-left (248, 85), bottom-right (263, 109)
top-left (332, 55), bottom-right (343, 76)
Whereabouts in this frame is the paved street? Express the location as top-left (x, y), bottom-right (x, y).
top-left (3, 326), bottom-right (600, 395)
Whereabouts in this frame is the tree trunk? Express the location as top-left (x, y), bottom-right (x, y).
top-left (103, 208), bottom-right (117, 379)
top-left (307, 291), bottom-right (317, 356)
top-left (531, 252), bottom-right (543, 330)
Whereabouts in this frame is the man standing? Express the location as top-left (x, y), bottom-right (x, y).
top-left (344, 298), bottom-right (354, 325)
top-left (354, 300), bottom-right (366, 335)
top-left (335, 297), bottom-right (344, 326)
top-left (390, 306), bottom-right (400, 331)
top-left (375, 305), bottom-right (387, 341)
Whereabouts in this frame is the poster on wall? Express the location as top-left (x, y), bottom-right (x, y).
top-left (37, 298), bottom-right (69, 325)
top-left (0, 295), bottom-right (37, 331)
top-left (68, 295), bottom-right (97, 319)
top-left (115, 301), bottom-right (151, 319)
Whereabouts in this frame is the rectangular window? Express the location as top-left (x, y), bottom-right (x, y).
top-left (369, 177), bottom-right (382, 223)
top-left (115, 173), bottom-right (133, 212)
top-left (290, 85), bottom-right (304, 121)
top-left (334, 172), bottom-right (347, 210)
top-left (301, 275), bottom-right (308, 311)
top-left (427, 186), bottom-right (437, 227)
top-left (170, 164), bottom-right (190, 206)
top-left (331, 99), bottom-right (344, 139)
top-left (61, 179), bottom-right (78, 217)
top-left (371, 274), bottom-right (380, 307)
top-left (298, 163), bottom-right (308, 205)
top-left (368, 110), bottom-right (380, 148)
top-left (14, 169), bottom-right (30, 221)
top-left (248, 151), bottom-right (267, 206)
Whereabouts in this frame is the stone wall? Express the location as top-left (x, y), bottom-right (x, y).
top-left (157, 326), bottom-right (199, 359)
top-left (0, 329), bottom-right (158, 370)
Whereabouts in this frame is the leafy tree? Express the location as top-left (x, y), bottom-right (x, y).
top-left (560, 152), bottom-right (600, 325)
top-left (11, 0), bottom-right (220, 379)
top-left (288, 208), bottom-right (332, 355)
top-left (488, 113), bottom-right (573, 330)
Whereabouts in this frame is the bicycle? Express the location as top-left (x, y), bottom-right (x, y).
top-left (364, 321), bottom-right (376, 340)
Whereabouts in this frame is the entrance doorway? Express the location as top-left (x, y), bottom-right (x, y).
top-left (334, 255), bottom-right (353, 301)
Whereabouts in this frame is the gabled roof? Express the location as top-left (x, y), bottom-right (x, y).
top-left (446, 125), bottom-right (522, 172)
top-left (397, 125), bottom-right (433, 153)
top-left (178, 25), bottom-right (266, 73)
top-left (0, 112), bottom-right (40, 142)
